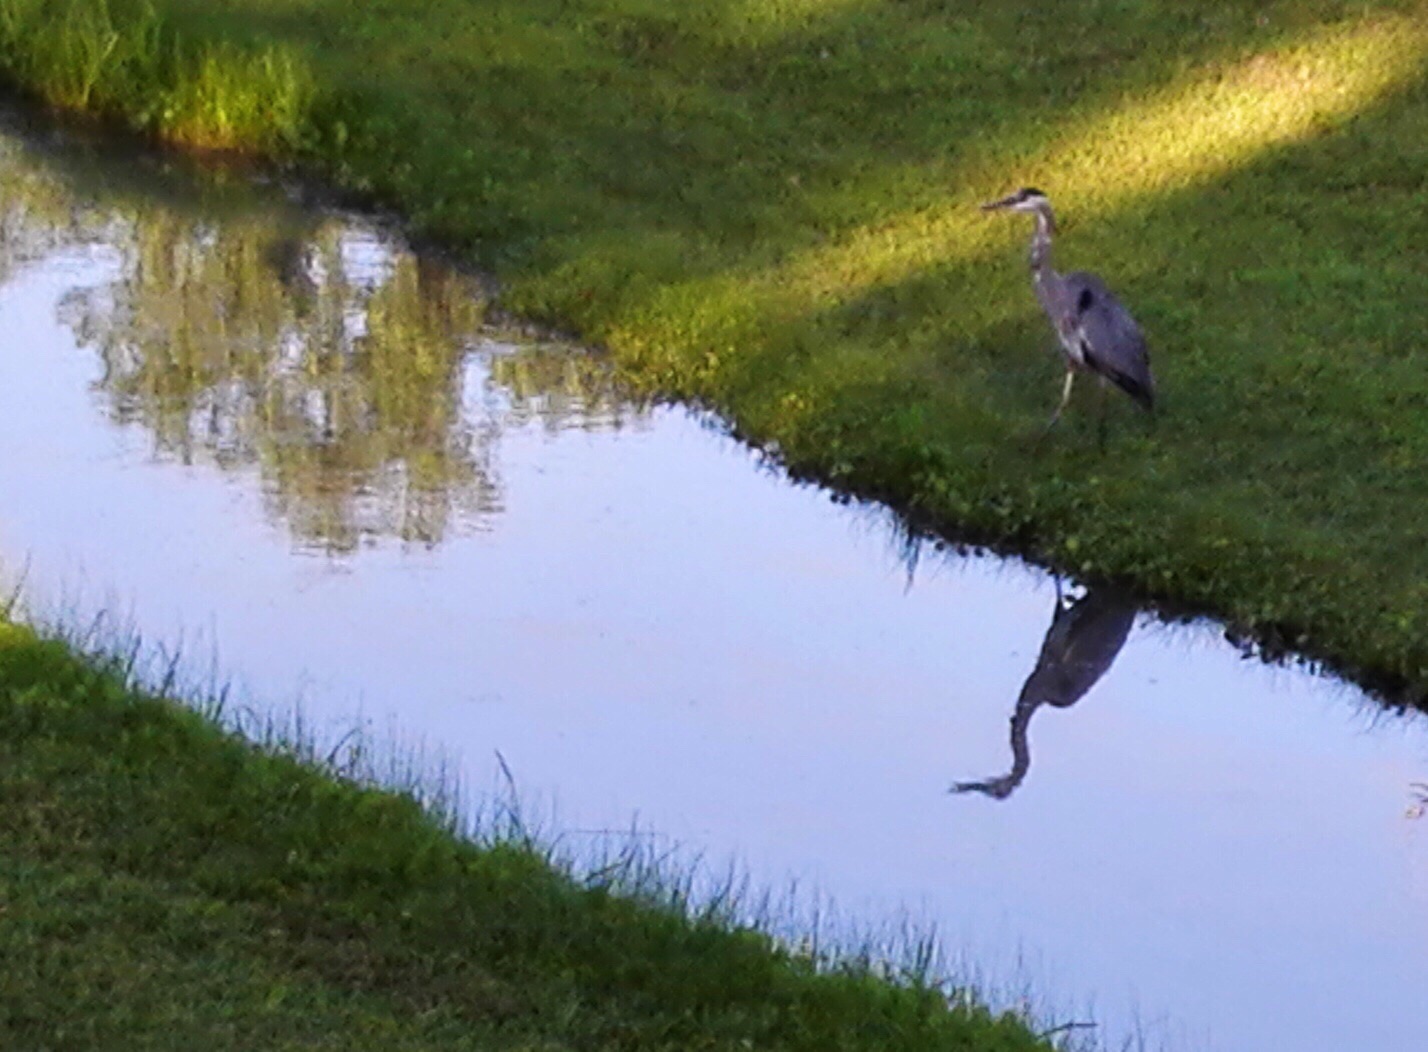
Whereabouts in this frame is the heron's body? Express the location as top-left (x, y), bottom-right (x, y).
top-left (984, 189), bottom-right (1155, 428)
top-left (1050, 271), bottom-right (1155, 411)
top-left (951, 585), bottom-right (1137, 800)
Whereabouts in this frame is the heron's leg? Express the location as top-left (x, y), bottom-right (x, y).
top-left (1043, 368), bottom-right (1075, 433)
top-left (1096, 376), bottom-right (1109, 449)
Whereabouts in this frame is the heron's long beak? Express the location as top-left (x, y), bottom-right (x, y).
top-left (980, 194), bottom-right (1017, 212)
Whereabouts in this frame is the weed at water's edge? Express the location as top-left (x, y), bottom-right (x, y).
top-left (0, 0), bottom-right (310, 152)
top-left (158, 40), bottom-right (310, 151)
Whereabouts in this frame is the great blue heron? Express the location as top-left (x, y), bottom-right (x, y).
top-left (981, 188), bottom-right (1155, 432)
top-left (951, 583), bottom-right (1137, 800)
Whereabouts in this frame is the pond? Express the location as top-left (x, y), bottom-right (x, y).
top-left (0, 108), bottom-right (1423, 1052)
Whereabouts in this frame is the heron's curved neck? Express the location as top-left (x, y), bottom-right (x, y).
top-left (1028, 205), bottom-right (1056, 277)
top-left (1002, 694), bottom-right (1039, 790)
top-left (958, 695), bottom-right (1039, 799)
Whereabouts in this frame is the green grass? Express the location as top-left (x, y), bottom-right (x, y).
top-left (0, 618), bottom-right (1053, 1050)
top-left (0, 0), bottom-right (309, 149)
top-left (0, 0), bottom-right (1426, 698)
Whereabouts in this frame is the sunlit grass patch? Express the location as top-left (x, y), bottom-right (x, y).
top-left (159, 42), bottom-right (311, 151)
top-left (724, 0), bottom-right (872, 40)
top-left (1036, 14), bottom-right (1426, 207)
top-left (753, 12), bottom-right (1428, 315)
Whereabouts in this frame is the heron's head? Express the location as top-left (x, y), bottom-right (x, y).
top-left (980, 187), bottom-right (1052, 218)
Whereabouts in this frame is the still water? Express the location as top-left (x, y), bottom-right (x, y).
top-left (0, 113), bottom-right (1423, 1051)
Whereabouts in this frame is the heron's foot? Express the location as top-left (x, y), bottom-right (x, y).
top-left (1020, 409), bottom-right (1065, 451)
top-left (1022, 428), bottom-right (1050, 452)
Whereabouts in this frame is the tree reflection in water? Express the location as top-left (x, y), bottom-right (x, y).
top-left (952, 584), bottom-right (1138, 800)
top-left (0, 130), bottom-right (638, 553)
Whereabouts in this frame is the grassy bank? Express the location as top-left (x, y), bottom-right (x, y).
top-left (1, 0), bottom-right (1427, 696)
top-left (0, 619), bottom-right (1051, 1050)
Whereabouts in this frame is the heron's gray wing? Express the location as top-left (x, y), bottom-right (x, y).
top-left (1065, 272), bottom-right (1155, 410)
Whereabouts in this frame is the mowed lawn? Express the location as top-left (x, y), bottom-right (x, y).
top-left (2, 0), bottom-right (1428, 692)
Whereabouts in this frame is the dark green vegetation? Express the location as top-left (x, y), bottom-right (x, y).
top-left (0, 4), bottom-right (1425, 697)
top-left (0, 621), bottom-right (1049, 1049)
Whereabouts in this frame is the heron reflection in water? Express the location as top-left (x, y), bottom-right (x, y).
top-left (951, 584), bottom-right (1138, 800)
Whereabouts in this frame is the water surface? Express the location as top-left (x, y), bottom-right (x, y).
top-left (0, 112), bottom-right (1424, 1052)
